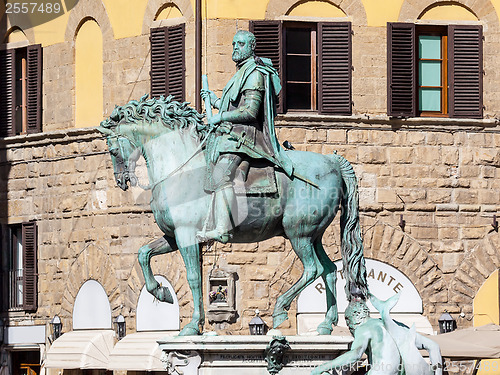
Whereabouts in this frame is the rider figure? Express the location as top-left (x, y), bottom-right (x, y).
top-left (198, 30), bottom-right (293, 243)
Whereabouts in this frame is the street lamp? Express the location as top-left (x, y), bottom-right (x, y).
top-left (114, 314), bottom-right (126, 340)
top-left (438, 311), bottom-right (456, 333)
top-left (249, 309), bottom-right (267, 335)
top-left (51, 315), bottom-right (62, 340)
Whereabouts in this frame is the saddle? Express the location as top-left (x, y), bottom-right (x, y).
top-left (234, 160), bottom-right (278, 195)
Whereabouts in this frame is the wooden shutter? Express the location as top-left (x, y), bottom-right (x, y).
top-left (150, 24), bottom-right (185, 101)
top-left (249, 20), bottom-right (284, 113)
top-left (26, 45), bottom-right (42, 134)
top-left (22, 221), bottom-right (37, 311)
top-left (318, 22), bottom-right (352, 115)
top-left (448, 25), bottom-right (483, 118)
top-left (0, 49), bottom-right (15, 137)
top-left (150, 27), bottom-right (167, 98)
top-left (387, 23), bottom-right (416, 117)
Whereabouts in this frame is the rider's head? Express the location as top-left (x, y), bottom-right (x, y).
top-left (345, 299), bottom-right (370, 334)
top-left (232, 30), bottom-right (256, 63)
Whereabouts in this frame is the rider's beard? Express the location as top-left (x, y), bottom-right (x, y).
top-left (232, 49), bottom-right (253, 64)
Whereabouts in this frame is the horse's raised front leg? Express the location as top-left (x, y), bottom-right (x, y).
top-left (175, 227), bottom-right (204, 336)
top-left (138, 236), bottom-right (178, 303)
top-left (273, 236), bottom-right (324, 329)
top-left (314, 239), bottom-right (338, 335)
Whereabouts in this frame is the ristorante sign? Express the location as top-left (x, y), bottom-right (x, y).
top-left (297, 258), bottom-right (423, 314)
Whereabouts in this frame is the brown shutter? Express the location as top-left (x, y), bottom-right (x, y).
top-left (387, 23), bottom-right (416, 117)
top-left (150, 25), bottom-right (185, 102)
top-left (27, 45), bottom-right (42, 134)
top-left (150, 27), bottom-right (167, 98)
top-left (318, 22), bottom-right (352, 115)
top-left (22, 221), bottom-right (37, 311)
top-left (249, 20), bottom-right (284, 113)
top-left (0, 49), bottom-right (16, 137)
top-left (448, 25), bottom-right (483, 119)
top-left (166, 24), bottom-right (185, 102)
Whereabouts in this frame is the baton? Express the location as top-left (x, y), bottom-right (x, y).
top-left (202, 75), bottom-right (213, 120)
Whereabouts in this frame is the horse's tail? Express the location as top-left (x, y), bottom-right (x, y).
top-left (334, 153), bottom-right (368, 301)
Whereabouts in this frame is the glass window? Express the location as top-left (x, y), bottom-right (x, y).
top-left (418, 33), bottom-right (447, 114)
top-left (285, 26), bottom-right (316, 110)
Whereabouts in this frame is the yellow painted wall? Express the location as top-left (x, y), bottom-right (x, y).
top-left (156, 4), bottom-right (183, 20)
top-left (287, 1), bottom-right (346, 17)
top-left (102, 0), bottom-right (148, 39)
top-left (474, 270), bottom-right (500, 375)
top-left (75, 20), bottom-right (103, 128)
top-left (362, 0), bottom-right (403, 26)
top-left (202, 0), bottom-right (266, 20)
top-left (420, 4), bottom-right (478, 21)
top-left (474, 269), bottom-right (499, 327)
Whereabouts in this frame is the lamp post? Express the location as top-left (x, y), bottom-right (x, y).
top-left (51, 315), bottom-right (62, 340)
top-left (438, 311), bottom-right (456, 333)
top-left (114, 314), bottom-right (126, 340)
top-left (249, 309), bottom-right (267, 335)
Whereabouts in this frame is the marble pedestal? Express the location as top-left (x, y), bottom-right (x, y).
top-left (158, 334), bottom-right (353, 375)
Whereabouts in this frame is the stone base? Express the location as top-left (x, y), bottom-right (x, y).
top-left (158, 334), bottom-right (353, 374)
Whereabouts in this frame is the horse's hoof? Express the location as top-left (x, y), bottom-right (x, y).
top-left (157, 287), bottom-right (174, 304)
top-left (178, 326), bottom-right (201, 336)
top-left (272, 311), bottom-right (289, 328)
top-left (316, 324), bottom-right (333, 335)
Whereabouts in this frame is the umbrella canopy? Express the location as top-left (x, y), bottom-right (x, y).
top-left (427, 324), bottom-right (500, 360)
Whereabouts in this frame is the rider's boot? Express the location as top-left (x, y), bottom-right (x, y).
top-left (198, 185), bottom-right (235, 243)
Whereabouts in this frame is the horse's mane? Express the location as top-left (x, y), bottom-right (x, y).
top-left (101, 94), bottom-right (205, 133)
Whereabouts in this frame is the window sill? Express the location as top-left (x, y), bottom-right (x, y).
top-left (275, 112), bottom-right (499, 129)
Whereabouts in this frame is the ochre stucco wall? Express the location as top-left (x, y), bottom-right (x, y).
top-left (474, 269), bottom-right (499, 326)
top-left (75, 19), bottom-right (104, 128)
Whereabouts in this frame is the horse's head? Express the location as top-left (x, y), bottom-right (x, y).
top-left (99, 94), bottom-right (206, 190)
top-left (98, 106), bottom-right (138, 191)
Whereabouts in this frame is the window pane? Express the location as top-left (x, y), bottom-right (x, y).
top-left (286, 82), bottom-right (311, 110)
top-left (286, 28), bottom-right (311, 54)
top-left (419, 35), bottom-right (441, 59)
top-left (286, 55), bottom-right (311, 82)
top-left (419, 88), bottom-right (441, 111)
top-left (419, 61), bottom-right (441, 86)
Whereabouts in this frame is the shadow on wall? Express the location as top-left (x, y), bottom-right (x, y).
top-left (0, 9), bottom-right (11, 328)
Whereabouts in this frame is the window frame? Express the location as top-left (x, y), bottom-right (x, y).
top-left (417, 25), bottom-right (448, 117)
top-left (0, 44), bottom-right (42, 137)
top-left (283, 22), bottom-right (318, 112)
top-left (1, 221), bottom-right (38, 312)
top-left (387, 22), bottom-right (483, 119)
top-left (250, 20), bottom-right (352, 115)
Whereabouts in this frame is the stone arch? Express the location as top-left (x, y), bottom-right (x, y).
top-left (449, 230), bottom-right (500, 319)
top-left (142, 0), bottom-right (194, 34)
top-left (398, 0), bottom-right (499, 25)
top-left (265, 0), bottom-right (368, 25)
top-left (418, 2), bottom-right (479, 20)
top-left (64, 0), bottom-right (114, 42)
top-left (0, 22), bottom-right (35, 45)
top-left (3, 26), bottom-right (28, 44)
top-left (59, 243), bottom-right (120, 331)
top-left (360, 218), bottom-right (446, 326)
